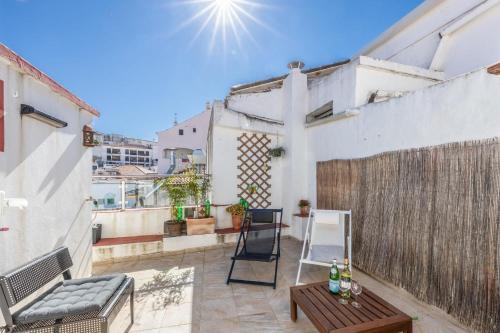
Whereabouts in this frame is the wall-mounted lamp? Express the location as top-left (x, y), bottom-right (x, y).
top-left (82, 125), bottom-right (96, 147)
top-left (20, 104), bottom-right (68, 128)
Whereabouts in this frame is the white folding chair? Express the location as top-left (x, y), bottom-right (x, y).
top-left (295, 209), bottom-right (352, 285)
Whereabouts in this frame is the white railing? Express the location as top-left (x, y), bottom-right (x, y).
top-left (91, 175), bottom-right (199, 211)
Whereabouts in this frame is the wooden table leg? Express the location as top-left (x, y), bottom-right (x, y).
top-left (290, 293), bottom-right (297, 322)
top-left (404, 321), bottom-right (413, 333)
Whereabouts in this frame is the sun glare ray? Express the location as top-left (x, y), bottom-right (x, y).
top-left (171, 0), bottom-right (274, 55)
top-left (188, 6), bottom-right (219, 48)
top-left (208, 8), bottom-right (223, 53)
top-left (231, 2), bottom-right (279, 36)
top-left (229, 6), bottom-right (260, 50)
top-left (167, 2), bottom-right (217, 38)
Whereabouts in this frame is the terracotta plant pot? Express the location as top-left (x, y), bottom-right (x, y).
top-left (164, 220), bottom-right (183, 237)
top-left (186, 217), bottom-right (216, 235)
top-left (232, 215), bottom-right (242, 231)
top-left (300, 205), bottom-right (310, 216)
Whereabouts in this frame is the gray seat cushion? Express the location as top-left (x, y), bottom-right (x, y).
top-left (14, 274), bottom-right (126, 324)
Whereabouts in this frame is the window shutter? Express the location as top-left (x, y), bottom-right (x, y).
top-left (0, 80), bottom-right (4, 152)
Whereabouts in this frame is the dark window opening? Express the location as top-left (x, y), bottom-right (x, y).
top-left (193, 128), bottom-right (197, 133)
top-left (179, 129), bottom-right (184, 135)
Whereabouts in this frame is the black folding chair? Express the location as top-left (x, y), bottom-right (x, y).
top-left (226, 208), bottom-right (283, 289)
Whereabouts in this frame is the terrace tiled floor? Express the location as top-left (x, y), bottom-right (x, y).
top-left (93, 238), bottom-right (474, 333)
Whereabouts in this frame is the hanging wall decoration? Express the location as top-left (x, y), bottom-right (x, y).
top-left (237, 133), bottom-right (271, 208)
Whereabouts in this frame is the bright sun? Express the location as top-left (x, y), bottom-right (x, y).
top-left (172, 0), bottom-right (274, 54)
top-left (215, 0), bottom-right (233, 11)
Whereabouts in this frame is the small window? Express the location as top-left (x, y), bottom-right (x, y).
top-left (107, 155), bottom-right (111, 161)
top-left (193, 128), bottom-right (196, 133)
top-left (107, 148), bottom-right (111, 154)
top-left (306, 100), bottom-right (334, 124)
top-left (125, 149), bottom-right (129, 154)
top-left (125, 156), bottom-right (129, 161)
top-left (146, 151), bottom-right (149, 156)
top-left (179, 129), bottom-right (184, 135)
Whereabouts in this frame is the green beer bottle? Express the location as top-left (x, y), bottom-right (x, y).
top-left (329, 259), bottom-right (340, 294)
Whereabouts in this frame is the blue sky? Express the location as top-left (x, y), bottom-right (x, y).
top-left (0, 0), bottom-right (422, 140)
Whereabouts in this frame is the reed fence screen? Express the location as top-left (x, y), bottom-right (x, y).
top-left (317, 139), bottom-right (499, 333)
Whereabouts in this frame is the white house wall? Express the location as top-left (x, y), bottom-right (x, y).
top-left (354, 61), bottom-right (441, 106)
top-left (157, 110), bottom-right (211, 174)
top-left (0, 61), bottom-right (95, 279)
top-left (307, 58), bottom-right (441, 115)
top-left (226, 88), bottom-right (284, 121)
top-left (211, 110), bottom-right (284, 228)
top-left (364, 0), bottom-right (500, 78)
top-left (306, 67), bottom-right (500, 206)
top-left (308, 64), bottom-right (358, 114)
top-left (438, 3), bottom-right (500, 77)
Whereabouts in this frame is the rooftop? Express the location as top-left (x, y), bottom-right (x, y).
top-left (95, 238), bottom-right (471, 333)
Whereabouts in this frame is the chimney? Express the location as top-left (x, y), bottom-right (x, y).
top-left (287, 60), bottom-right (305, 71)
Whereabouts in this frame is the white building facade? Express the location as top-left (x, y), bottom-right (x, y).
top-left (208, 0), bottom-right (500, 230)
top-left (92, 132), bottom-right (158, 173)
top-left (156, 107), bottom-right (211, 174)
top-left (0, 44), bottom-right (99, 279)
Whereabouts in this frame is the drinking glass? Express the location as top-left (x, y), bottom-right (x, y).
top-left (339, 281), bottom-right (349, 305)
top-left (351, 281), bottom-right (362, 308)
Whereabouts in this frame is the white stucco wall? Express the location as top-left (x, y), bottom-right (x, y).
top-left (226, 88), bottom-right (284, 121)
top-left (308, 57), bottom-right (442, 115)
top-left (363, 0), bottom-right (500, 78)
top-left (157, 110), bottom-right (211, 174)
top-left (0, 61), bottom-right (95, 278)
top-left (308, 63), bottom-right (356, 114)
top-left (93, 208), bottom-right (168, 238)
top-left (210, 104), bottom-right (284, 228)
top-left (306, 67), bottom-right (500, 205)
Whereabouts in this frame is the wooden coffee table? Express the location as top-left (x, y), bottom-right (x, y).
top-left (290, 281), bottom-right (412, 333)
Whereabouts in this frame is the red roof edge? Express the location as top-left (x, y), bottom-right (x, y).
top-left (0, 43), bottom-right (100, 117)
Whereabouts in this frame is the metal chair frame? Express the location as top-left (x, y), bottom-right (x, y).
top-left (0, 247), bottom-right (134, 333)
top-left (296, 209), bottom-right (352, 285)
top-left (226, 208), bottom-right (283, 289)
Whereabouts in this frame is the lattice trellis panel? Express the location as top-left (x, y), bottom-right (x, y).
top-left (237, 133), bottom-right (271, 208)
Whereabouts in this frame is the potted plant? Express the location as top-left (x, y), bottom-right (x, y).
top-left (269, 147), bottom-right (285, 158)
top-left (226, 203), bottom-right (245, 231)
top-left (298, 199), bottom-right (310, 216)
top-left (185, 169), bottom-right (216, 235)
top-left (159, 175), bottom-right (187, 237)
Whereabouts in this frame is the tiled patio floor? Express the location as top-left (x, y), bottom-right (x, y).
top-left (93, 238), bottom-right (473, 333)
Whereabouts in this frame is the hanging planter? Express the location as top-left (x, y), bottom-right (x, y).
top-left (247, 183), bottom-right (259, 195)
top-left (269, 147), bottom-right (285, 158)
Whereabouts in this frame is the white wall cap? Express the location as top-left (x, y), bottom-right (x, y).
top-left (356, 56), bottom-right (445, 81)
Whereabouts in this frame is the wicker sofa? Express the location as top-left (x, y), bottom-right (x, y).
top-left (0, 247), bottom-right (134, 333)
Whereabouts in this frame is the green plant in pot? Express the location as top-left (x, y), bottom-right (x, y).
top-left (185, 169), bottom-right (215, 235)
top-left (226, 203), bottom-right (245, 231)
top-left (159, 175), bottom-right (187, 237)
top-left (298, 199), bottom-right (311, 216)
top-left (269, 147), bottom-right (285, 158)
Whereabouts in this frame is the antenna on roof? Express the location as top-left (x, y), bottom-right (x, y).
top-left (173, 113), bottom-right (178, 126)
